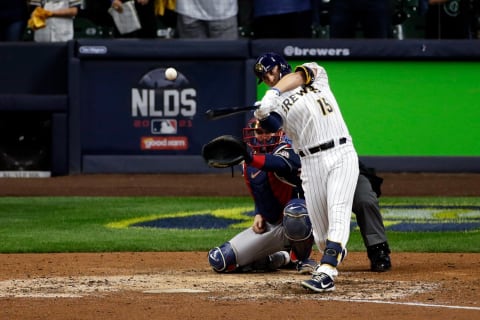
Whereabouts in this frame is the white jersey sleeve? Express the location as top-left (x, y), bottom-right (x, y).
top-left (272, 62), bottom-right (353, 152)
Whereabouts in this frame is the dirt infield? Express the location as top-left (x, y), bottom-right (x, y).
top-left (1, 173), bottom-right (479, 320)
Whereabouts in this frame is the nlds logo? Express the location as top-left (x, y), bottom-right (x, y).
top-left (131, 68), bottom-right (197, 118)
top-left (131, 68), bottom-right (194, 151)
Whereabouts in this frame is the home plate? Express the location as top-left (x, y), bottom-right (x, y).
top-left (143, 288), bottom-right (209, 294)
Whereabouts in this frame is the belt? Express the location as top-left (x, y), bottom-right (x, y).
top-left (299, 137), bottom-right (347, 157)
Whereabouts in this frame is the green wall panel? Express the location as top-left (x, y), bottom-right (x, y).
top-left (257, 61), bottom-right (480, 157)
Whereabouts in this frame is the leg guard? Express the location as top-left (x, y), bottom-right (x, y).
top-left (283, 199), bottom-right (315, 268)
top-left (320, 240), bottom-right (344, 267)
top-left (208, 242), bottom-right (237, 272)
top-left (291, 234), bottom-right (316, 274)
top-left (240, 251), bottom-right (290, 272)
top-left (282, 198), bottom-right (312, 241)
top-left (290, 234), bottom-right (314, 262)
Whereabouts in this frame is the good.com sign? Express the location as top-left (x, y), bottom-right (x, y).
top-left (141, 137), bottom-right (188, 150)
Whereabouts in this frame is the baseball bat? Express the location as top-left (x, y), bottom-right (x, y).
top-left (205, 105), bottom-right (257, 120)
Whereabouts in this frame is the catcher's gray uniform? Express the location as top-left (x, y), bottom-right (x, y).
top-left (208, 131), bottom-right (315, 273)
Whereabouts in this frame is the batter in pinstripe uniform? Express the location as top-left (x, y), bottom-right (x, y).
top-left (254, 52), bottom-right (359, 292)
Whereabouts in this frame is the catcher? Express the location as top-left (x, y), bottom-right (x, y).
top-left (203, 118), bottom-right (316, 274)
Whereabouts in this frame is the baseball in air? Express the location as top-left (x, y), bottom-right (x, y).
top-left (165, 67), bottom-right (178, 81)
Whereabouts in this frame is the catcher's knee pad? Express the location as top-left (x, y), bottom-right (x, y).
top-left (208, 242), bottom-right (237, 272)
top-left (320, 240), bottom-right (345, 267)
top-left (282, 199), bottom-right (312, 241)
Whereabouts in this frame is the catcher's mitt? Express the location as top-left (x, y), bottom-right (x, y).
top-left (202, 135), bottom-right (249, 168)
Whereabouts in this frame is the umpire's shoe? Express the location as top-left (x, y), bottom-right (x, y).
top-left (301, 264), bottom-right (336, 292)
top-left (367, 242), bottom-right (392, 272)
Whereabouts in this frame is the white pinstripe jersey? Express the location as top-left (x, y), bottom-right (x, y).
top-left (273, 62), bottom-right (352, 153)
top-left (28, 0), bottom-right (83, 8)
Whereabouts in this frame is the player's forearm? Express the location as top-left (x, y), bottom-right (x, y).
top-left (271, 71), bottom-right (306, 93)
top-left (50, 7), bottom-right (78, 17)
top-left (258, 154), bottom-right (291, 172)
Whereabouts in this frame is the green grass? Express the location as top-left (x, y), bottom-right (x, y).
top-left (0, 196), bottom-right (479, 253)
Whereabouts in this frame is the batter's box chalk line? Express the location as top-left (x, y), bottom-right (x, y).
top-left (1, 272), bottom-right (478, 311)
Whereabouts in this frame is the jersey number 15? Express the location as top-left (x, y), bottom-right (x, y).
top-left (317, 97), bottom-right (333, 116)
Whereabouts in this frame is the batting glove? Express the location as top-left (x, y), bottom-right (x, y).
top-left (254, 88), bottom-right (281, 120)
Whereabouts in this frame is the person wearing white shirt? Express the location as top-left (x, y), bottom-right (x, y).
top-left (175, 0), bottom-right (238, 39)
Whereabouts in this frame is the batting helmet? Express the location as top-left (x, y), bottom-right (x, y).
top-left (254, 52), bottom-right (292, 84)
top-left (282, 198), bottom-right (312, 241)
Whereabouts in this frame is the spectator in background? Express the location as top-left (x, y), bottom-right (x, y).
top-left (326, 0), bottom-right (392, 38)
top-left (28, 0), bottom-right (83, 42)
top-left (420, 0), bottom-right (477, 39)
top-left (174, 0), bottom-right (238, 39)
top-left (153, 0), bottom-right (176, 38)
top-left (0, 0), bottom-right (29, 41)
top-left (110, 0), bottom-right (157, 38)
top-left (252, 0), bottom-right (312, 38)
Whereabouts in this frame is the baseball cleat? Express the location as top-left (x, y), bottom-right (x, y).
top-left (370, 253), bottom-right (391, 272)
top-left (301, 272), bottom-right (335, 292)
top-left (296, 259), bottom-right (316, 274)
top-left (267, 251), bottom-right (291, 270)
top-left (367, 242), bottom-right (392, 272)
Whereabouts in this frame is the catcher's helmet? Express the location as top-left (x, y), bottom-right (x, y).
top-left (254, 52), bottom-right (292, 84)
top-left (243, 118), bottom-right (284, 154)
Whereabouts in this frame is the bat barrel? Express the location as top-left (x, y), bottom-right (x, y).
top-left (204, 106), bottom-right (256, 120)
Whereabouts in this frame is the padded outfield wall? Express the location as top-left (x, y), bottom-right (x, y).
top-left (0, 39), bottom-right (478, 175)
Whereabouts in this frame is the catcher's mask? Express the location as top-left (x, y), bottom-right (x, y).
top-left (254, 52), bottom-right (292, 84)
top-left (243, 118), bottom-right (283, 154)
